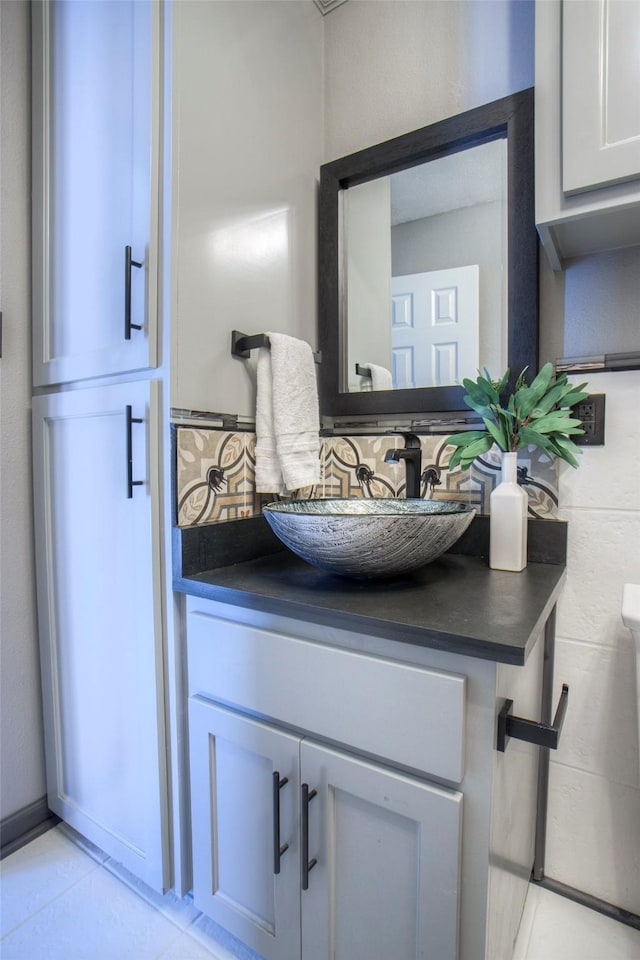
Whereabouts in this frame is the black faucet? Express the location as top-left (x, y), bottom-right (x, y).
top-left (384, 432), bottom-right (422, 498)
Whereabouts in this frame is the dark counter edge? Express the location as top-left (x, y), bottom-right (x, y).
top-left (173, 516), bottom-right (567, 666)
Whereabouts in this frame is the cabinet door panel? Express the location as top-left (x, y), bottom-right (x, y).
top-left (301, 741), bottom-right (462, 960)
top-left (32, 380), bottom-right (167, 890)
top-left (32, 0), bottom-right (159, 385)
top-left (563, 0), bottom-right (640, 194)
top-left (189, 698), bottom-right (301, 960)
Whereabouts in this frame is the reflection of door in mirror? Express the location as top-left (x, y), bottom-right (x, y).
top-left (391, 266), bottom-right (479, 389)
top-left (345, 137), bottom-right (506, 393)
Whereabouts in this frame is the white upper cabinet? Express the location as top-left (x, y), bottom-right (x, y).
top-left (562, 0), bottom-right (640, 194)
top-left (535, 0), bottom-right (640, 268)
top-left (32, 0), bottom-right (160, 385)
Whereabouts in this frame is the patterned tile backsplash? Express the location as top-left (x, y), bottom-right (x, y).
top-left (176, 427), bottom-right (559, 527)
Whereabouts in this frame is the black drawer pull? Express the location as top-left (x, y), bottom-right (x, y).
top-left (124, 245), bottom-right (143, 340)
top-left (301, 783), bottom-right (317, 890)
top-left (126, 405), bottom-right (144, 499)
top-left (497, 684), bottom-right (569, 752)
top-left (272, 771), bottom-right (289, 875)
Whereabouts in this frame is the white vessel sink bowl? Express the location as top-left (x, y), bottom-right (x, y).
top-left (263, 498), bottom-right (476, 579)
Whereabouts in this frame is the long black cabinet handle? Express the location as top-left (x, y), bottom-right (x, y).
top-left (272, 771), bottom-right (289, 875)
top-left (497, 683), bottom-right (569, 752)
top-left (301, 783), bottom-right (317, 890)
top-left (124, 245), bottom-right (143, 340)
top-left (126, 405), bottom-right (144, 499)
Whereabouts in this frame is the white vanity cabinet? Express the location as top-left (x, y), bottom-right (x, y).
top-left (535, 0), bottom-right (640, 268)
top-left (31, 0), bottom-right (160, 385)
top-left (185, 595), bottom-right (544, 960)
top-left (189, 698), bottom-right (462, 960)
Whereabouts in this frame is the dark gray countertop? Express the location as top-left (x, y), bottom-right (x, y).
top-left (174, 547), bottom-right (566, 666)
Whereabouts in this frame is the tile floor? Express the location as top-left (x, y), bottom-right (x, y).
top-left (2, 824), bottom-right (640, 960)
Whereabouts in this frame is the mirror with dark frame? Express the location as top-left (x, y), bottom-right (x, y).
top-left (318, 88), bottom-right (537, 419)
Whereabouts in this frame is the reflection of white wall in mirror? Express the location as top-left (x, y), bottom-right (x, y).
top-left (344, 178), bottom-right (392, 391)
top-left (391, 266), bottom-right (479, 388)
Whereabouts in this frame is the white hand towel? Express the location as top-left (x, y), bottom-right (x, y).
top-left (364, 362), bottom-right (393, 391)
top-left (255, 332), bottom-right (320, 493)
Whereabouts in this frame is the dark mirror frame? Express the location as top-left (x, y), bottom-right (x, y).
top-left (318, 88), bottom-right (537, 419)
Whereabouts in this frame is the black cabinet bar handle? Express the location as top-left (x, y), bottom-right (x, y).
top-left (272, 771), bottom-right (289, 875)
top-left (301, 783), bottom-right (317, 890)
top-left (126, 405), bottom-right (144, 499)
top-left (497, 684), bottom-right (569, 752)
top-left (124, 245), bottom-right (143, 340)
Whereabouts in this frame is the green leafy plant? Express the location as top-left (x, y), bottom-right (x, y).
top-left (445, 363), bottom-right (589, 471)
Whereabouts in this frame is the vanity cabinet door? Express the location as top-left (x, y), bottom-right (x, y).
top-left (300, 741), bottom-right (463, 960)
top-left (32, 380), bottom-right (168, 891)
top-left (32, 0), bottom-right (160, 386)
top-left (189, 698), bottom-right (302, 960)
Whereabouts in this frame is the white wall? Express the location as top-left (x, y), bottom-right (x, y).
top-left (0, 0), bottom-right (47, 821)
top-left (323, 0), bottom-right (534, 161)
top-left (170, 0), bottom-right (323, 417)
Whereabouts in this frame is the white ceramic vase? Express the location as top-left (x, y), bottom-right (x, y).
top-left (489, 451), bottom-right (527, 572)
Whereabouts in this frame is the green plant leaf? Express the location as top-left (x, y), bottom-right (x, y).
top-left (513, 385), bottom-right (538, 420)
top-left (529, 362), bottom-right (555, 399)
top-left (462, 394), bottom-right (494, 418)
top-left (518, 425), bottom-right (553, 450)
top-left (562, 384), bottom-right (590, 408)
top-left (447, 447), bottom-right (463, 471)
top-left (443, 430), bottom-right (488, 448)
top-left (514, 363), bottom-right (556, 419)
top-left (467, 374), bottom-right (499, 404)
top-left (446, 432), bottom-right (494, 471)
top-left (459, 435), bottom-right (494, 459)
top-left (530, 414), bottom-right (584, 434)
top-left (547, 436), bottom-right (582, 468)
top-left (482, 417), bottom-right (507, 450)
top-left (565, 391), bottom-right (590, 408)
top-left (530, 383), bottom-right (568, 418)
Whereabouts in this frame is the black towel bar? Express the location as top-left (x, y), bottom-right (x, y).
top-left (231, 330), bottom-right (322, 364)
top-left (497, 684), bottom-right (569, 752)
